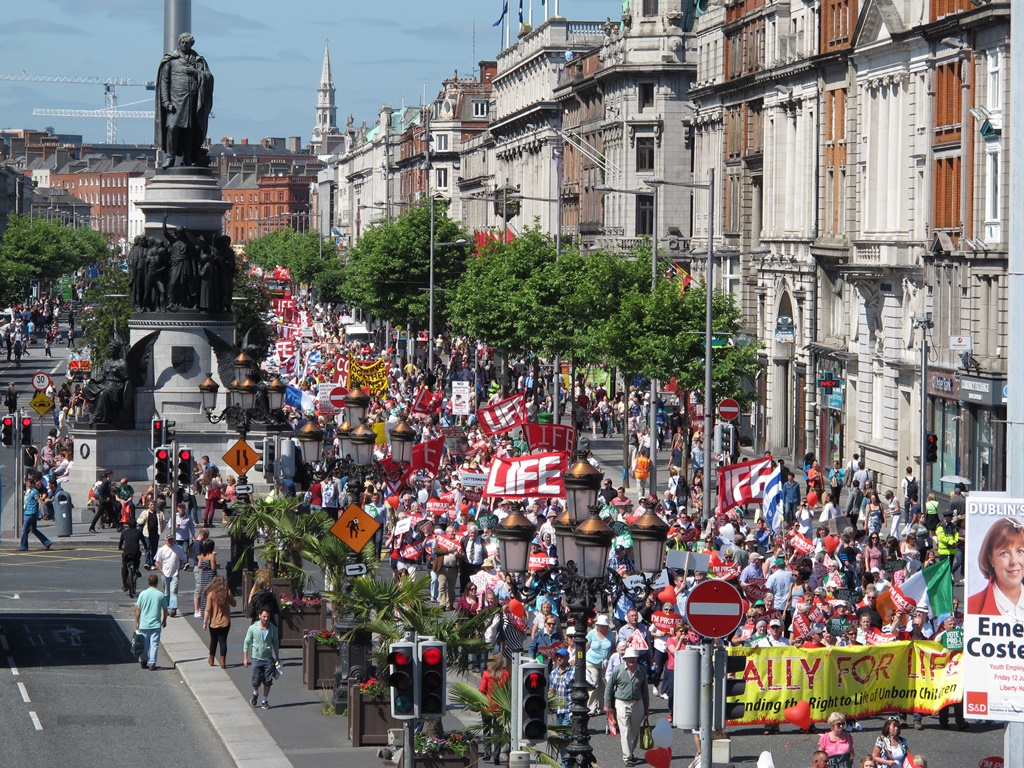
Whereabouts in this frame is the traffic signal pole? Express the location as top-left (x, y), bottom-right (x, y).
top-left (403, 630), bottom-right (416, 768)
top-left (699, 639), bottom-right (713, 768)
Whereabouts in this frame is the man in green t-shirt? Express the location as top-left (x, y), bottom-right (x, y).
top-left (135, 573), bottom-right (169, 670)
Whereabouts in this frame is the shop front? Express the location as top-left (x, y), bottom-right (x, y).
top-left (926, 370), bottom-right (961, 497)
top-left (958, 375), bottom-right (1007, 492)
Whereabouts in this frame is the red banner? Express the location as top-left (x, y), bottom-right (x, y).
top-left (411, 437), bottom-right (445, 475)
top-left (335, 353), bottom-right (349, 386)
top-left (412, 387), bottom-right (442, 416)
top-left (528, 554), bottom-right (557, 571)
top-left (483, 453), bottom-right (567, 499)
top-left (435, 534), bottom-right (462, 553)
top-left (400, 542), bottom-right (424, 559)
top-left (792, 613), bottom-right (810, 638)
top-left (426, 499), bottom-right (453, 516)
top-left (788, 533), bottom-right (815, 555)
top-left (477, 392), bottom-right (527, 436)
top-left (522, 423), bottom-right (576, 455)
top-left (651, 611), bottom-right (681, 633)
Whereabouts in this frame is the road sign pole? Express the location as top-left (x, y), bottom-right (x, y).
top-left (699, 639), bottom-right (713, 768)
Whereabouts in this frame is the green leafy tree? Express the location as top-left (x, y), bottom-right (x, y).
top-left (233, 260), bottom-right (275, 363)
top-left (341, 200), bottom-right (469, 330)
top-left (243, 228), bottom-right (333, 286)
top-left (80, 254), bottom-right (132, 367)
top-left (312, 264), bottom-right (347, 305)
top-left (0, 215), bottom-right (108, 306)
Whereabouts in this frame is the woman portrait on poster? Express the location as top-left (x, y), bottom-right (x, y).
top-left (968, 517), bottom-right (1024, 618)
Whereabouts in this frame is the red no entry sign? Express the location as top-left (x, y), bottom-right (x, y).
top-left (328, 386), bottom-right (349, 409)
top-left (684, 579), bottom-right (744, 639)
top-left (717, 398), bottom-right (740, 421)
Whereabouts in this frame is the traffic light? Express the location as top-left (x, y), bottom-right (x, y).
top-left (713, 649), bottom-right (747, 729)
top-left (154, 447), bottom-right (171, 485)
top-left (176, 447), bottom-right (194, 488)
top-left (520, 661), bottom-right (549, 741)
top-left (1, 416), bottom-right (13, 447)
top-left (151, 418), bottom-right (163, 450)
top-left (926, 433), bottom-right (938, 463)
top-left (418, 640), bottom-right (447, 718)
top-left (163, 419), bottom-right (175, 444)
top-left (387, 641), bottom-right (418, 720)
top-left (20, 416), bottom-right (32, 446)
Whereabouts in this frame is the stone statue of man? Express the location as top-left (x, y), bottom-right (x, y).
top-left (155, 32), bottom-right (214, 169)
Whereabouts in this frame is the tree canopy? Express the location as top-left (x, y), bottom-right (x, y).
top-left (233, 259), bottom-right (275, 364)
top-left (243, 228), bottom-right (335, 286)
top-left (340, 200), bottom-right (470, 330)
top-left (0, 215), bottom-right (109, 306)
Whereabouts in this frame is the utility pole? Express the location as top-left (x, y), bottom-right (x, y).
top-left (914, 312), bottom-right (933, 495)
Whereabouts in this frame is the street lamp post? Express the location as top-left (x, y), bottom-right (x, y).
top-left (492, 456), bottom-right (668, 768)
top-left (594, 183), bottom-right (660, 495)
top-left (427, 194), bottom-right (468, 372)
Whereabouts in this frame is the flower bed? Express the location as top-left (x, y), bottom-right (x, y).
top-left (347, 678), bottom-right (399, 747)
top-left (414, 732), bottom-right (478, 768)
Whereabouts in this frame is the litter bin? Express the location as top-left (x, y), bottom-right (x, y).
top-left (537, 412), bottom-right (553, 424)
top-left (54, 490), bottom-right (74, 537)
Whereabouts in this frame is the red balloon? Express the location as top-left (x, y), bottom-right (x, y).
top-left (657, 585), bottom-right (677, 605)
top-left (644, 747), bottom-right (672, 768)
top-left (386, 496), bottom-right (400, 509)
top-left (824, 535), bottom-right (840, 554)
top-left (784, 700), bottom-right (811, 731)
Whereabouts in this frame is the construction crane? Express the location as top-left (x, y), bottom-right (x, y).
top-left (0, 74), bottom-right (156, 143)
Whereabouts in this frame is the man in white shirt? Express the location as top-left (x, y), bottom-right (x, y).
top-left (154, 535), bottom-right (186, 618)
top-left (756, 619), bottom-right (791, 647)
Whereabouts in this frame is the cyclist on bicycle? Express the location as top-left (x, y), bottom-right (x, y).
top-left (119, 518), bottom-right (145, 592)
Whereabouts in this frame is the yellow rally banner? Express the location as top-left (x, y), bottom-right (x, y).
top-left (349, 358), bottom-right (389, 397)
top-left (727, 641), bottom-right (963, 725)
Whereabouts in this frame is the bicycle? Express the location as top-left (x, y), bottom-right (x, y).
top-left (128, 562), bottom-right (141, 598)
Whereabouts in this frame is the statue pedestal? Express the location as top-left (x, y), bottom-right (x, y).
top-left (129, 311), bottom-right (234, 430)
top-left (63, 428), bottom-right (151, 523)
top-left (137, 166), bottom-right (231, 236)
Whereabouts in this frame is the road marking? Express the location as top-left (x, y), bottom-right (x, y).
top-left (18, 682), bottom-right (30, 702)
top-left (29, 711), bottom-right (42, 730)
top-left (7, 656), bottom-right (19, 675)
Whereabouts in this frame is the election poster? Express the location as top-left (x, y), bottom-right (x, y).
top-left (451, 380), bottom-right (471, 416)
top-left (963, 492), bottom-right (1024, 723)
top-left (724, 641), bottom-right (962, 726)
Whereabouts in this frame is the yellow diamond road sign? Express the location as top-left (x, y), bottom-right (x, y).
top-left (331, 503), bottom-right (380, 554)
top-left (223, 439), bottom-right (260, 477)
top-left (30, 392), bottom-right (54, 417)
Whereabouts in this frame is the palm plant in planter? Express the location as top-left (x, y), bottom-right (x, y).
top-left (226, 495), bottom-right (320, 593)
top-left (448, 678), bottom-right (570, 767)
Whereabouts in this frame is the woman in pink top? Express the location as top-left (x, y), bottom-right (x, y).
top-left (817, 711), bottom-right (855, 761)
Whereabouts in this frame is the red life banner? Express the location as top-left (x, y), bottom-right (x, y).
top-left (476, 392), bottom-right (527, 436)
top-left (680, 526), bottom-right (700, 543)
top-left (522, 423), bottom-right (576, 455)
top-left (411, 437), bottom-right (445, 475)
top-left (717, 456), bottom-right (775, 514)
top-left (528, 554), bottom-right (557, 571)
top-left (482, 453), bottom-right (567, 499)
top-left (335, 353), bottom-right (349, 386)
top-left (426, 499), bottom-right (453, 516)
top-left (412, 387), bottom-right (442, 416)
top-left (792, 613), bottom-right (811, 638)
top-left (788, 533), bottom-right (815, 554)
top-left (400, 542), bottom-right (424, 559)
top-left (651, 612), bottom-right (681, 633)
top-left (439, 491), bottom-right (456, 503)
top-left (809, 605), bottom-right (827, 624)
top-left (435, 534), bottom-right (462, 553)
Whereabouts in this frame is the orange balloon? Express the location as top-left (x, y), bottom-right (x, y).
top-left (784, 700), bottom-right (811, 731)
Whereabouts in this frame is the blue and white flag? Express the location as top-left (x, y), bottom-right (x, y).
top-left (493, 0), bottom-right (508, 26)
top-left (285, 385), bottom-right (316, 413)
top-left (761, 461), bottom-right (784, 535)
top-left (306, 349), bottom-right (323, 368)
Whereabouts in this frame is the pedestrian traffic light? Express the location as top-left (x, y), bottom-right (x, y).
top-left (926, 433), bottom-right (938, 463)
top-left (520, 661), bottom-right (549, 741)
top-left (20, 416), bottom-right (32, 446)
top-left (154, 447), bottom-right (171, 485)
top-left (151, 418), bottom-right (163, 450)
top-left (1, 415), bottom-right (13, 447)
top-left (163, 419), bottom-right (175, 444)
top-left (176, 447), bottom-right (194, 487)
top-left (387, 641), bottom-right (418, 721)
top-left (418, 640), bottom-right (447, 717)
top-left (713, 649), bottom-right (747, 729)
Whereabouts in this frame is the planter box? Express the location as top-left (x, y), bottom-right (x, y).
top-left (279, 601), bottom-right (327, 648)
top-left (348, 682), bottom-right (400, 747)
top-left (302, 634), bottom-right (339, 690)
top-left (416, 743), bottom-right (479, 768)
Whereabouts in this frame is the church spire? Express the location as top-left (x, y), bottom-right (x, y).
top-left (313, 38), bottom-right (338, 151)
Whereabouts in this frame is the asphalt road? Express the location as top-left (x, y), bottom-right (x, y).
top-left (0, 544), bottom-right (232, 768)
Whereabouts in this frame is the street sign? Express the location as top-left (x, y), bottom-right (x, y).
top-left (331, 503), bottom-right (381, 553)
top-left (223, 439), bottom-right (261, 477)
top-left (318, 384), bottom-right (348, 416)
top-left (344, 563), bottom-right (368, 577)
top-left (233, 484), bottom-right (254, 495)
top-left (717, 398), bottom-right (740, 421)
top-left (684, 579), bottom-right (744, 639)
top-left (328, 385), bottom-right (348, 409)
top-left (950, 335), bottom-right (974, 351)
top-left (30, 391), bottom-right (54, 417)
top-left (32, 371), bottom-right (52, 391)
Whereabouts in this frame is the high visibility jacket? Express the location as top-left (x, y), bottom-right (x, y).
top-left (936, 524), bottom-right (960, 556)
top-left (634, 456), bottom-right (651, 479)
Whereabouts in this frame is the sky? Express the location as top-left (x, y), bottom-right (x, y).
top-left (0, 0), bottom-right (615, 148)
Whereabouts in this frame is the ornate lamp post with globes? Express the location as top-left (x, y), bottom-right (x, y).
top-left (493, 455), bottom-right (669, 768)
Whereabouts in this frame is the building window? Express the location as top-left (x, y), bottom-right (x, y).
top-left (987, 50), bottom-right (1002, 112)
top-left (636, 194), bottom-right (654, 237)
top-left (642, 0), bottom-right (658, 16)
top-left (639, 83), bottom-right (655, 112)
top-left (722, 253), bottom-right (741, 301)
top-left (473, 100), bottom-right (488, 118)
top-left (636, 137), bottom-right (655, 173)
top-left (434, 133), bottom-right (449, 152)
top-left (436, 167), bottom-right (449, 189)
